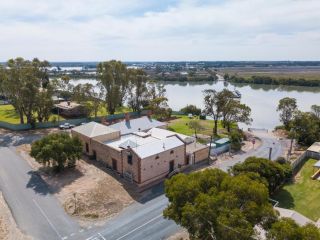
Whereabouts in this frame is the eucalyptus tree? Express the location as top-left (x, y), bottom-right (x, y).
top-left (97, 60), bottom-right (129, 114)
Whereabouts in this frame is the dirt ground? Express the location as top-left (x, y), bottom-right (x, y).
top-left (0, 192), bottom-right (32, 240)
top-left (17, 144), bottom-right (136, 226)
top-left (166, 230), bottom-right (189, 240)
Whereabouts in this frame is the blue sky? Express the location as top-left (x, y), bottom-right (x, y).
top-left (0, 0), bottom-right (319, 61)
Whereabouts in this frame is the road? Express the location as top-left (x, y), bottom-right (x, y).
top-left (0, 129), bottom-right (283, 240)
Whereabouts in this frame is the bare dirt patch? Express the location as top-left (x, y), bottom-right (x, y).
top-left (16, 144), bottom-right (136, 226)
top-left (0, 192), bottom-right (32, 240)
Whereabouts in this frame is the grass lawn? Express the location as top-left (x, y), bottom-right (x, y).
top-left (0, 105), bottom-right (64, 124)
top-left (167, 115), bottom-right (236, 138)
top-left (273, 159), bottom-right (320, 221)
top-left (94, 105), bottom-right (132, 117)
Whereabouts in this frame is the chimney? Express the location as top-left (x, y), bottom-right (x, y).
top-left (125, 112), bottom-right (130, 122)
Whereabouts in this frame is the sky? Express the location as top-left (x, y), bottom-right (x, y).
top-left (0, 0), bottom-right (320, 61)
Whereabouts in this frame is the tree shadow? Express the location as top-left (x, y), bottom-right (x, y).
top-left (26, 167), bottom-right (84, 196)
top-left (26, 171), bottom-right (54, 195)
top-left (273, 185), bottom-right (295, 209)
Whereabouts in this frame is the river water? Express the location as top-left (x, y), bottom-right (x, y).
top-left (70, 79), bottom-right (320, 130)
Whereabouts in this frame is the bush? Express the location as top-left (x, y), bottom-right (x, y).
top-left (230, 130), bottom-right (242, 151)
top-left (180, 105), bottom-right (202, 116)
top-left (31, 133), bottom-right (82, 171)
top-left (275, 156), bottom-right (287, 165)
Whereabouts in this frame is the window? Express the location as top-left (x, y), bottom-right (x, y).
top-left (85, 143), bottom-right (89, 153)
top-left (170, 150), bottom-right (174, 154)
top-left (127, 152), bottom-right (133, 165)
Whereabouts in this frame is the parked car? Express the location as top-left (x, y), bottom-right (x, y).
top-left (59, 123), bottom-right (75, 130)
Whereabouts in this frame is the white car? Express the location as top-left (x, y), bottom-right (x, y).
top-left (59, 123), bottom-right (75, 130)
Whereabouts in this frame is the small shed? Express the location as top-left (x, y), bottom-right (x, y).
top-left (307, 142), bottom-right (320, 160)
top-left (214, 138), bottom-right (230, 148)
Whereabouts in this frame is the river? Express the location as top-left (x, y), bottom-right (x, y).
top-left (69, 79), bottom-right (320, 130)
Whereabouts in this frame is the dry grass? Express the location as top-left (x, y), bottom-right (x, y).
top-left (17, 145), bottom-right (136, 225)
top-left (0, 192), bottom-right (32, 240)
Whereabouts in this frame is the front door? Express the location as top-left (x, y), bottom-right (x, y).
top-left (112, 159), bottom-right (118, 171)
top-left (169, 160), bottom-right (174, 173)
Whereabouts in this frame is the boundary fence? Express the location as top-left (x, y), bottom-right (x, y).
top-left (0, 111), bottom-right (145, 131)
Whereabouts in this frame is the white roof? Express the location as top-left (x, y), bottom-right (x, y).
top-left (147, 128), bottom-right (195, 144)
top-left (104, 134), bottom-right (184, 158)
top-left (307, 142), bottom-right (320, 153)
top-left (109, 116), bottom-right (166, 135)
top-left (72, 122), bottom-right (119, 138)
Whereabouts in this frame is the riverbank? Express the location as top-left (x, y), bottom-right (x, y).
top-left (226, 75), bottom-right (320, 87)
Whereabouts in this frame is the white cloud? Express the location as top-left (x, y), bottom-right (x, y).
top-left (0, 0), bottom-right (319, 61)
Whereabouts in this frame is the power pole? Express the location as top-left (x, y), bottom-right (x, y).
top-left (268, 147), bottom-right (273, 160)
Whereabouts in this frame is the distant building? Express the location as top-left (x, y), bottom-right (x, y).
top-left (54, 101), bottom-right (88, 118)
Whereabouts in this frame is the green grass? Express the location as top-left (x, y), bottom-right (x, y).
top-left (0, 105), bottom-right (64, 124)
top-left (167, 115), bottom-right (236, 138)
top-left (273, 159), bottom-right (320, 221)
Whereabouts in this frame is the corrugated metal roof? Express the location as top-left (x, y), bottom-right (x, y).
top-left (307, 142), bottom-right (320, 153)
top-left (147, 128), bottom-right (195, 143)
top-left (72, 122), bottom-right (119, 138)
top-left (215, 138), bottom-right (230, 144)
top-left (104, 134), bottom-right (184, 158)
top-left (109, 116), bottom-right (166, 135)
top-left (133, 136), bottom-right (184, 158)
top-left (118, 140), bottom-right (138, 149)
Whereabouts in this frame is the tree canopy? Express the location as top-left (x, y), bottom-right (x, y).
top-left (0, 57), bottom-right (52, 124)
top-left (231, 157), bottom-right (292, 195)
top-left (164, 168), bottom-right (277, 240)
top-left (31, 133), bottom-right (82, 171)
top-left (277, 97), bottom-right (297, 130)
top-left (267, 218), bottom-right (320, 240)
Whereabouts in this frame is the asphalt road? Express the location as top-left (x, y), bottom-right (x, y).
top-left (0, 147), bottom-right (80, 240)
top-left (0, 129), bottom-right (283, 240)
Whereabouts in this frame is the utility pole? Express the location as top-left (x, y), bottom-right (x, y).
top-left (268, 147), bottom-right (273, 160)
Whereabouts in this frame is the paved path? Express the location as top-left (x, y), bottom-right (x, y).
top-left (217, 130), bottom-right (283, 172)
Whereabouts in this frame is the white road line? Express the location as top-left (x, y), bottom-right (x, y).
top-left (32, 199), bottom-right (63, 239)
top-left (98, 233), bottom-right (106, 240)
top-left (114, 214), bottom-right (163, 240)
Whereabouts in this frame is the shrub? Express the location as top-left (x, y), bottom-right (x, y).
top-left (180, 105), bottom-right (202, 116)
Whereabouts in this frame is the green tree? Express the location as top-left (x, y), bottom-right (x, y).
top-left (229, 130), bottom-right (243, 151)
top-left (203, 89), bottom-right (234, 136)
top-left (180, 105), bottom-right (202, 116)
top-left (222, 100), bottom-right (252, 132)
top-left (189, 120), bottom-right (203, 138)
top-left (164, 169), bottom-right (277, 240)
top-left (72, 83), bottom-right (103, 118)
top-left (231, 157), bottom-right (292, 194)
top-left (35, 84), bottom-right (54, 122)
top-left (311, 104), bottom-right (320, 119)
top-left (97, 60), bottom-right (128, 114)
top-left (127, 69), bottom-right (148, 112)
top-left (291, 111), bottom-right (320, 146)
top-left (277, 97), bottom-right (297, 130)
top-left (1, 58), bottom-right (50, 124)
top-left (31, 133), bottom-right (82, 171)
top-left (267, 218), bottom-right (320, 240)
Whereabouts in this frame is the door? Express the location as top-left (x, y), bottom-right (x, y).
top-left (85, 143), bottom-right (89, 153)
top-left (112, 159), bottom-right (118, 171)
top-left (169, 160), bottom-right (174, 173)
top-left (92, 150), bottom-right (97, 160)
